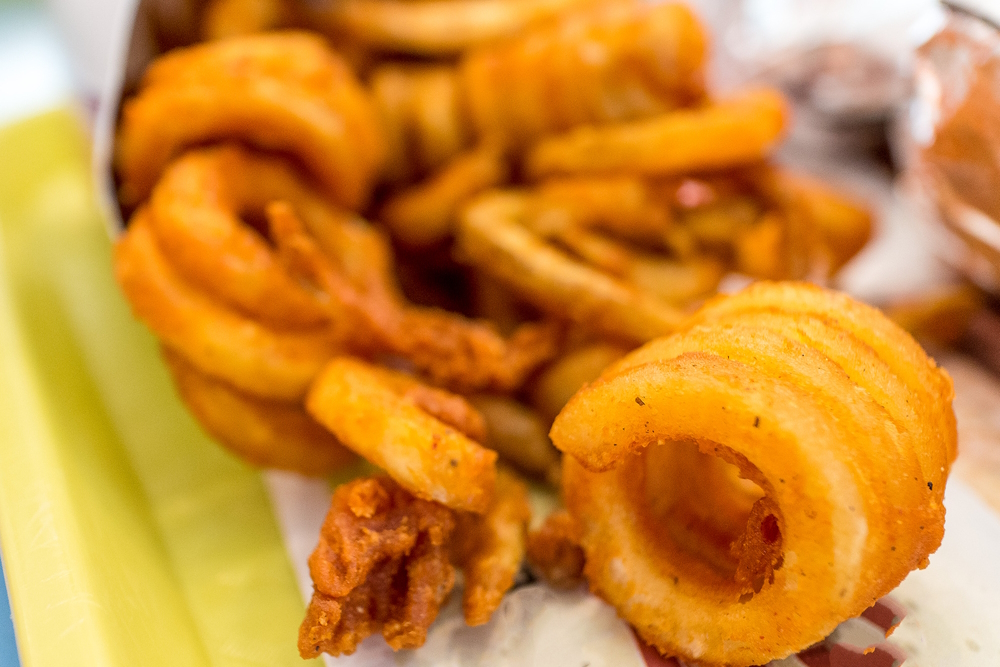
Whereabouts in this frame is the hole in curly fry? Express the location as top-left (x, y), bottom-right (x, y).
top-left (641, 439), bottom-right (783, 595)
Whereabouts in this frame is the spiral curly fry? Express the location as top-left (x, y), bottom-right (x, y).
top-left (461, 0), bottom-right (707, 150)
top-left (550, 282), bottom-right (955, 666)
top-left (271, 202), bottom-right (562, 393)
top-left (451, 468), bottom-right (531, 625)
top-left (145, 145), bottom-right (344, 328)
top-left (305, 0), bottom-right (598, 55)
top-left (526, 88), bottom-right (788, 179)
top-left (114, 210), bottom-right (338, 401)
top-left (116, 32), bottom-right (384, 209)
top-left (307, 357), bottom-right (498, 513)
top-left (162, 348), bottom-right (355, 475)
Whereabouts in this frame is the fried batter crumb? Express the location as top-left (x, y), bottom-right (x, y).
top-left (298, 476), bottom-right (457, 658)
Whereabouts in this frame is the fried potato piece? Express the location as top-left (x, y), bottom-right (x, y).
top-left (380, 143), bottom-right (508, 248)
top-left (457, 191), bottom-right (687, 343)
top-left (272, 204), bottom-right (562, 392)
top-left (146, 145), bottom-right (343, 328)
top-left (469, 396), bottom-right (561, 481)
top-left (529, 343), bottom-right (628, 424)
top-left (754, 167), bottom-right (873, 275)
top-left (201, 0), bottom-right (291, 40)
top-left (370, 65), bottom-right (471, 182)
top-left (114, 210), bottom-right (337, 401)
top-left (162, 347), bottom-right (355, 475)
top-left (461, 1), bottom-right (707, 150)
top-left (529, 177), bottom-right (674, 245)
top-left (451, 469), bottom-right (532, 625)
top-left (299, 476), bottom-right (457, 657)
top-left (551, 282), bottom-right (955, 666)
top-left (525, 509), bottom-right (585, 588)
top-left (306, 0), bottom-right (597, 56)
top-left (525, 89), bottom-right (788, 179)
top-left (116, 32), bottom-right (384, 209)
top-left (307, 357), bottom-right (497, 512)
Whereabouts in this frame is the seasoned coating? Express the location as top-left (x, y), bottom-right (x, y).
top-left (116, 32), bottom-right (384, 209)
top-left (451, 469), bottom-right (532, 625)
top-left (299, 477), bottom-right (457, 657)
top-left (307, 357), bottom-right (497, 513)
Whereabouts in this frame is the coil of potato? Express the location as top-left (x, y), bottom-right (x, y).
top-left (549, 282), bottom-right (955, 666)
top-left (115, 32), bottom-right (385, 210)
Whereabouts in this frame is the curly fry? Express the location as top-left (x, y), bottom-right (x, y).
top-left (162, 347), bottom-right (355, 475)
top-left (307, 357), bottom-right (497, 512)
top-left (526, 509), bottom-right (585, 588)
top-left (114, 209), bottom-right (337, 401)
top-left (452, 468), bottom-right (532, 625)
top-left (526, 89), bottom-right (787, 179)
top-left (116, 32), bottom-right (384, 209)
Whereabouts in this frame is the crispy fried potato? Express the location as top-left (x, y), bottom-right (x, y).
top-left (525, 509), bottom-right (585, 588)
top-left (114, 210), bottom-right (337, 401)
top-left (529, 343), bottom-right (628, 424)
top-left (306, 357), bottom-right (498, 512)
top-left (307, 0), bottom-right (596, 55)
top-left (201, 0), bottom-right (291, 40)
top-left (452, 468), bottom-right (532, 626)
top-left (469, 396), bottom-right (561, 481)
top-left (756, 168), bottom-right (873, 274)
top-left (162, 347), bottom-right (355, 475)
top-left (553, 283), bottom-right (955, 665)
top-left (526, 89), bottom-right (788, 179)
top-left (116, 32), bottom-right (384, 209)
top-left (299, 476), bottom-right (456, 657)
top-left (380, 143), bottom-right (508, 248)
top-left (462, 1), bottom-right (707, 149)
top-left (458, 191), bottom-right (687, 343)
top-left (272, 203), bottom-right (561, 392)
top-left (147, 145), bottom-right (340, 328)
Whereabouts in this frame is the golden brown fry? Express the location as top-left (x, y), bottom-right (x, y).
top-left (529, 343), bottom-right (628, 424)
top-left (756, 168), bottom-right (873, 274)
top-left (114, 210), bottom-right (337, 401)
top-left (552, 282), bottom-right (955, 665)
top-left (469, 396), bottom-right (561, 481)
top-left (734, 212), bottom-right (788, 279)
top-left (306, 357), bottom-right (498, 513)
top-left (162, 347), bottom-right (355, 475)
top-left (451, 469), bottom-right (531, 626)
top-left (529, 177), bottom-right (673, 245)
top-left (525, 89), bottom-right (788, 179)
top-left (201, 0), bottom-right (291, 40)
top-left (525, 509), bottom-right (585, 588)
top-left (380, 143), bottom-right (508, 248)
top-left (116, 32), bottom-right (384, 209)
top-left (272, 204), bottom-right (561, 392)
top-left (461, 1), bottom-right (707, 149)
top-left (370, 65), bottom-right (471, 182)
top-left (306, 0), bottom-right (597, 56)
top-left (146, 145), bottom-right (337, 328)
top-left (457, 191), bottom-right (687, 343)
top-left (299, 476), bottom-right (457, 657)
